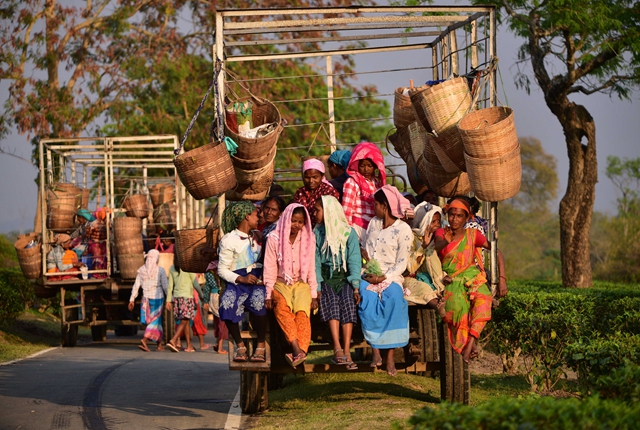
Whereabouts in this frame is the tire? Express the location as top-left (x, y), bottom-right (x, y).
top-left (267, 373), bottom-right (284, 391)
top-left (418, 308), bottom-right (439, 363)
top-left (91, 325), bottom-right (107, 342)
top-left (439, 322), bottom-right (470, 404)
top-left (61, 323), bottom-right (78, 347)
top-left (240, 371), bottom-right (268, 414)
top-left (162, 306), bottom-right (175, 345)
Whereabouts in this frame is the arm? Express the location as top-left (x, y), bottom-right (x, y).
top-left (384, 225), bottom-right (414, 280)
top-left (307, 235), bottom-right (318, 299)
top-left (434, 228), bottom-right (450, 252)
top-left (314, 229), bottom-right (324, 292)
top-left (346, 229), bottom-right (363, 290)
top-left (129, 275), bottom-right (142, 303)
top-left (217, 235), bottom-right (239, 285)
top-left (158, 268), bottom-right (168, 298)
top-left (193, 276), bottom-right (204, 299)
top-left (263, 235), bottom-right (279, 300)
top-left (166, 267), bottom-right (175, 304)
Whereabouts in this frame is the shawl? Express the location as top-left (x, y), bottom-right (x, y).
top-left (318, 195), bottom-right (352, 273)
top-left (379, 185), bottom-right (412, 219)
top-left (411, 202), bottom-right (443, 237)
top-left (346, 142), bottom-right (386, 191)
top-left (138, 249), bottom-right (160, 282)
top-left (77, 209), bottom-right (96, 222)
top-left (271, 203), bottom-right (314, 285)
top-left (329, 150), bottom-right (352, 171)
top-left (221, 200), bottom-right (255, 234)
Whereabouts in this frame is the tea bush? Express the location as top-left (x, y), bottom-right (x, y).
top-left (0, 268), bottom-right (33, 326)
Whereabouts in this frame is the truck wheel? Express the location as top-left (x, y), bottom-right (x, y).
top-left (418, 308), bottom-right (439, 363)
top-left (61, 323), bottom-right (78, 347)
top-left (240, 371), bottom-right (268, 414)
top-left (439, 322), bottom-right (470, 404)
top-left (162, 306), bottom-right (175, 345)
top-left (91, 325), bottom-right (107, 342)
top-left (267, 373), bottom-right (284, 391)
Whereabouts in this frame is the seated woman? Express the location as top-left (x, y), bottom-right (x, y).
top-left (264, 204), bottom-right (318, 368)
top-left (258, 195), bottom-right (285, 238)
top-left (359, 185), bottom-right (413, 376)
top-left (327, 149), bottom-right (351, 201)
top-left (314, 195), bottom-right (362, 370)
top-left (293, 158), bottom-right (339, 227)
top-left (404, 202), bottom-right (448, 314)
top-left (342, 142), bottom-right (386, 243)
top-left (434, 198), bottom-right (508, 364)
top-left (70, 209), bottom-right (95, 257)
top-left (217, 201), bottom-right (266, 362)
top-left (47, 234), bottom-right (86, 281)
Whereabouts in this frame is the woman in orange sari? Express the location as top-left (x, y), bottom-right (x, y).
top-left (434, 198), bottom-right (507, 363)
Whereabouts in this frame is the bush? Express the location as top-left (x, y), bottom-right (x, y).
top-left (566, 334), bottom-right (640, 382)
top-left (0, 268), bottom-right (32, 326)
top-left (407, 395), bottom-right (640, 430)
top-left (594, 362), bottom-right (640, 404)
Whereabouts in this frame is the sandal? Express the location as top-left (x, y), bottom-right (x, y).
top-left (285, 352), bottom-right (307, 368)
top-left (345, 358), bottom-right (358, 370)
top-left (331, 349), bottom-right (347, 365)
top-left (167, 342), bottom-right (180, 353)
top-left (233, 346), bottom-right (248, 362)
top-left (250, 347), bottom-right (266, 362)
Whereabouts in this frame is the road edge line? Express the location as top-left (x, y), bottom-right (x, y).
top-left (0, 346), bottom-right (59, 366)
top-left (224, 387), bottom-right (242, 430)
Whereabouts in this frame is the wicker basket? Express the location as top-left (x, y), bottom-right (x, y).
top-left (114, 216), bottom-right (142, 235)
top-left (123, 194), bottom-right (149, 219)
top-left (458, 106), bottom-right (519, 159)
top-left (415, 77), bottom-right (471, 133)
top-left (226, 169), bottom-right (274, 202)
top-left (80, 188), bottom-right (90, 209)
top-left (423, 134), bottom-right (441, 165)
top-left (14, 235), bottom-right (42, 280)
top-left (424, 159), bottom-right (471, 198)
top-left (409, 84), bottom-right (433, 132)
top-left (46, 189), bottom-right (79, 231)
top-left (118, 253), bottom-right (144, 279)
top-left (393, 87), bottom-right (415, 128)
top-left (152, 203), bottom-right (177, 232)
top-left (408, 122), bottom-right (427, 163)
top-left (174, 140), bottom-right (237, 200)
top-left (405, 155), bottom-right (429, 195)
top-left (174, 228), bottom-right (212, 273)
top-left (52, 183), bottom-right (82, 207)
top-left (231, 143), bottom-right (277, 171)
top-left (430, 131), bottom-right (463, 173)
top-left (148, 183), bottom-right (175, 208)
top-left (388, 126), bottom-right (412, 162)
top-left (225, 96), bottom-right (284, 160)
top-left (464, 143), bottom-right (522, 202)
top-left (234, 159), bottom-right (275, 185)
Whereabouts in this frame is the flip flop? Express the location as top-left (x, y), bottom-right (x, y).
top-left (184, 348), bottom-right (196, 353)
top-left (138, 344), bottom-right (150, 352)
top-left (345, 360), bottom-right (358, 370)
top-left (167, 343), bottom-right (180, 353)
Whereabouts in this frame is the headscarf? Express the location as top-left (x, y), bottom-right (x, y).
top-left (329, 150), bottom-right (351, 171)
top-left (411, 202), bottom-right (443, 237)
top-left (138, 249), bottom-right (160, 282)
top-left (271, 203), bottom-right (315, 285)
top-left (318, 195), bottom-right (352, 273)
top-left (221, 200), bottom-right (255, 234)
top-left (444, 198), bottom-right (471, 216)
top-left (379, 185), bottom-right (412, 219)
top-left (77, 208), bottom-right (95, 222)
top-left (303, 158), bottom-right (332, 186)
top-left (346, 142), bottom-right (387, 191)
top-left (54, 234), bottom-right (71, 246)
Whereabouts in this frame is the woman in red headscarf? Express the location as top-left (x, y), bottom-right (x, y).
top-left (434, 198), bottom-right (508, 363)
top-left (341, 142), bottom-right (386, 243)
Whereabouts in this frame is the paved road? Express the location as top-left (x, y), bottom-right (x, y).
top-left (0, 332), bottom-right (243, 430)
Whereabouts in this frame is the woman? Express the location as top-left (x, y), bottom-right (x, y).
top-left (359, 185), bottom-right (413, 376)
top-left (342, 142), bottom-right (386, 242)
top-left (166, 254), bottom-right (200, 353)
top-left (293, 158), bottom-right (340, 227)
top-left (259, 195), bottom-right (286, 238)
top-left (128, 249), bottom-right (168, 352)
top-left (328, 149), bottom-right (351, 201)
top-left (70, 208), bottom-right (95, 257)
top-left (88, 207), bottom-right (108, 278)
top-left (46, 233), bottom-right (86, 281)
top-left (434, 198), bottom-right (508, 363)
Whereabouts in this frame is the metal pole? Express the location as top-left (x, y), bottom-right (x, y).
top-left (489, 7), bottom-right (498, 293)
top-left (326, 55), bottom-right (337, 153)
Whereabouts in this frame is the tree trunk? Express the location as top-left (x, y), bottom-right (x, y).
top-left (558, 103), bottom-right (597, 288)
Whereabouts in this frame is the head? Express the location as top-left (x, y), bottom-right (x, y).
top-left (467, 196), bottom-right (481, 215)
top-left (221, 200), bottom-right (258, 233)
top-left (76, 208), bottom-right (95, 225)
top-left (328, 160), bottom-right (343, 179)
top-left (302, 168), bottom-right (323, 191)
top-left (244, 208), bottom-right (260, 231)
top-left (445, 199), bottom-right (471, 230)
top-left (290, 206), bottom-right (307, 236)
top-left (328, 149), bottom-right (351, 177)
top-left (146, 249), bottom-right (160, 265)
top-left (160, 231), bottom-right (173, 247)
top-left (261, 196), bottom-right (285, 225)
top-left (418, 189), bottom-right (439, 206)
top-left (402, 192), bottom-right (417, 206)
top-left (314, 198), bottom-right (324, 225)
top-left (55, 234), bottom-right (72, 249)
top-left (268, 183), bottom-right (285, 197)
top-left (431, 212), bottom-right (442, 231)
top-left (358, 158), bottom-right (376, 180)
top-left (374, 189), bottom-right (393, 220)
top-left (76, 215), bottom-right (88, 226)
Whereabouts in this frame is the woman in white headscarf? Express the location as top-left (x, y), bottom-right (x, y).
top-left (129, 249), bottom-right (169, 352)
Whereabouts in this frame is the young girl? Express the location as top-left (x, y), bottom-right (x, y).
top-left (293, 158), bottom-right (340, 227)
top-left (205, 269), bottom-right (229, 354)
top-left (128, 249), bottom-right (168, 352)
top-left (314, 195), bottom-right (362, 370)
top-left (217, 201), bottom-right (266, 362)
top-left (166, 254), bottom-right (199, 353)
top-left (342, 142), bottom-right (386, 242)
top-left (359, 185), bottom-right (413, 376)
top-left (264, 204), bottom-right (318, 368)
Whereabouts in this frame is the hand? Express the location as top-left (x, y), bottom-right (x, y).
top-left (442, 275), bottom-right (453, 286)
top-left (316, 291), bottom-right (322, 301)
top-left (128, 301), bottom-right (134, 311)
top-left (422, 231), bottom-right (434, 248)
top-left (238, 274), bottom-right (259, 285)
top-left (443, 226), bottom-right (453, 243)
top-left (360, 246), bottom-right (370, 262)
top-left (311, 298), bottom-right (319, 311)
top-left (363, 274), bottom-right (386, 284)
top-left (166, 302), bottom-right (173, 311)
top-left (203, 303), bottom-right (209, 312)
top-left (353, 290), bottom-right (361, 306)
top-left (498, 277), bottom-right (508, 298)
top-left (265, 299), bottom-right (273, 311)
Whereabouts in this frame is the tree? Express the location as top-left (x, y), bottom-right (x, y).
top-left (472, 0), bottom-right (640, 287)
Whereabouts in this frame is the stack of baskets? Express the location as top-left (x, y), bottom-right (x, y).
top-left (46, 186), bottom-right (80, 232)
top-left (225, 96), bottom-right (283, 202)
top-left (114, 217), bottom-right (144, 279)
top-left (123, 194), bottom-right (149, 219)
top-left (146, 183), bottom-right (177, 236)
top-left (457, 106), bottom-right (521, 201)
top-left (14, 233), bottom-right (42, 280)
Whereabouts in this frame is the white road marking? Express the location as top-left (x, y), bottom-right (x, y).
top-left (224, 387), bottom-right (243, 430)
top-left (1, 347), bottom-right (58, 366)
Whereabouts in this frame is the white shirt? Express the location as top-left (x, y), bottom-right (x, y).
top-left (364, 218), bottom-right (413, 287)
top-left (217, 229), bottom-right (262, 284)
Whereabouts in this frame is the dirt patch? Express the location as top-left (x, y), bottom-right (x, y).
top-left (469, 350), bottom-right (505, 375)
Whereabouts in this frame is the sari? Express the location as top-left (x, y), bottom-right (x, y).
top-left (141, 297), bottom-right (164, 342)
top-left (439, 228), bottom-right (492, 353)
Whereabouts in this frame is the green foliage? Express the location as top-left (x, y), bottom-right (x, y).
top-left (0, 234), bottom-right (19, 268)
top-left (364, 259), bottom-right (384, 276)
top-left (407, 395), bottom-right (640, 430)
top-left (594, 362), bottom-right (640, 404)
top-left (566, 334), bottom-right (640, 384)
top-left (0, 268), bottom-right (33, 326)
top-left (509, 137), bottom-right (558, 212)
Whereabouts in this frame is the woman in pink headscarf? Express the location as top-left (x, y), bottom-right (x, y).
top-left (342, 142), bottom-right (386, 242)
top-left (293, 158), bottom-right (339, 227)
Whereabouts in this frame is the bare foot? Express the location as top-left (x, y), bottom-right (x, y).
top-left (462, 337), bottom-right (476, 364)
top-left (386, 362), bottom-right (398, 376)
top-left (157, 345), bottom-right (165, 351)
top-left (217, 349), bottom-right (229, 355)
top-left (370, 349), bottom-right (383, 367)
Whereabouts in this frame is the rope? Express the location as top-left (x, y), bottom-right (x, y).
top-left (175, 78), bottom-right (216, 156)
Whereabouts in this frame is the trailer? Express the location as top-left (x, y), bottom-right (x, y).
top-left (211, 5), bottom-right (500, 412)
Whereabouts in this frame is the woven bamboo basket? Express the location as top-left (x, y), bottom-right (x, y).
top-left (387, 126), bottom-right (412, 162)
top-left (14, 235), bottom-right (42, 280)
top-left (408, 122), bottom-right (427, 163)
top-left (234, 159), bottom-right (275, 185)
top-left (174, 228), bottom-right (211, 273)
top-left (114, 216), bottom-right (142, 236)
top-left (458, 106), bottom-right (519, 159)
top-left (424, 159), bottom-right (471, 198)
top-left (46, 189), bottom-right (79, 231)
top-left (118, 253), bottom-right (144, 279)
top-left (174, 140), bottom-right (237, 200)
top-left (405, 155), bottom-right (428, 195)
top-left (226, 168), bottom-right (274, 202)
top-left (415, 77), bottom-right (471, 133)
top-left (393, 87), bottom-right (415, 128)
top-left (52, 183), bottom-right (82, 207)
top-left (80, 188), bottom-right (90, 209)
top-left (423, 134), bottom-right (441, 165)
top-left (123, 194), bottom-right (149, 219)
top-left (231, 143), bottom-right (277, 171)
top-left (409, 84), bottom-right (433, 132)
top-left (115, 236), bottom-right (144, 255)
top-left (225, 96), bottom-right (284, 160)
top-left (153, 203), bottom-right (177, 232)
top-left (148, 183), bottom-right (175, 208)
top-left (464, 143), bottom-right (522, 202)
top-left (430, 130), bottom-right (464, 173)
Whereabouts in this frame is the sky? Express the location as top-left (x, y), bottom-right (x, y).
top-left (1, 6), bottom-right (639, 234)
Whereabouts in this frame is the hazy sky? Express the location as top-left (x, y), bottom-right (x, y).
top-left (1, 7), bottom-right (639, 233)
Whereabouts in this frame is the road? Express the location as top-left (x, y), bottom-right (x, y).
top-left (0, 332), bottom-right (244, 430)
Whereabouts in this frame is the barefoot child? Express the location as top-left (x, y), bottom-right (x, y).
top-left (128, 249), bottom-right (168, 351)
top-left (314, 195), bottom-right (362, 370)
top-left (264, 204), bottom-right (318, 368)
top-left (166, 254), bottom-right (200, 353)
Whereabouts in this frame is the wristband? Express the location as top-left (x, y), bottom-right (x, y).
top-left (499, 275), bottom-right (507, 281)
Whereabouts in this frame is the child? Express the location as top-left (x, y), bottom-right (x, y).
top-left (293, 158), bottom-right (340, 227)
top-left (128, 249), bottom-right (168, 351)
top-left (264, 204), bottom-right (318, 368)
top-left (342, 142), bottom-right (386, 242)
top-left (205, 268), bottom-right (228, 354)
top-left (166, 254), bottom-right (199, 353)
top-left (191, 274), bottom-right (210, 350)
top-left (217, 201), bottom-right (266, 362)
top-left (314, 195), bottom-right (362, 370)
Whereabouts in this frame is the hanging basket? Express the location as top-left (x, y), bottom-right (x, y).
top-left (225, 96), bottom-right (283, 160)
top-left (234, 159), bottom-right (275, 186)
top-left (422, 134), bottom-right (441, 165)
top-left (152, 203), bottom-right (177, 232)
top-left (46, 189), bottom-right (79, 231)
top-left (174, 228), bottom-right (212, 273)
top-left (393, 87), bottom-right (415, 128)
top-left (430, 130), bottom-right (464, 173)
top-left (464, 143), bottom-right (522, 202)
top-left (458, 106), bottom-right (519, 159)
top-left (414, 77), bottom-right (471, 133)
top-left (174, 140), bottom-right (237, 200)
top-left (118, 253), bottom-right (144, 280)
top-left (14, 235), bottom-right (42, 280)
top-left (123, 194), bottom-right (149, 219)
top-left (405, 155), bottom-right (428, 195)
top-left (226, 169), bottom-right (274, 202)
top-left (80, 188), bottom-right (90, 209)
top-left (231, 143), bottom-right (278, 171)
top-left (424, 158), bottom-right (471, 198)
top-left (409, 84), bottom-right (433, 133)
top-left (387, 126), bottom-right (412, 162)
top-left (148, 183), bottom-right (175, 208)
